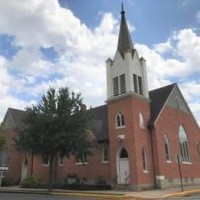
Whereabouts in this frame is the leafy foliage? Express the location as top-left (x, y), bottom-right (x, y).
top-left (21, 175), bottom-right (40, 188)
top-left (15, 87), bottom-right (94, 190)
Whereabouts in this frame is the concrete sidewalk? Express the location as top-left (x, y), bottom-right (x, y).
top-left (0, 184), bottom-right (200, 199)
top-left (124, 185), bottom-right (200, 199)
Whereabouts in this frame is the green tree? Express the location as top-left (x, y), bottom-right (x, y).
top-left (15, 87), bottom-right (94, 191)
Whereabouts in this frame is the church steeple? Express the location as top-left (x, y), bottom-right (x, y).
top-left (117, 3), bottom-right (133, 55)
top-left (106, 4), bottom-right (149, 101)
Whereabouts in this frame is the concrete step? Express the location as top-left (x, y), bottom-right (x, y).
top-left (114, 184), bottom-right (130, 191)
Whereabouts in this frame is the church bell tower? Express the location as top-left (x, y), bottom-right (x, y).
top-left (106, 5), bottom-right (153, 190)
top-left (106, 4), bottom-right (149, 101)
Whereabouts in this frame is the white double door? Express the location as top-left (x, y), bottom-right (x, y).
top-left (117, 158), bottom-right (129, 184)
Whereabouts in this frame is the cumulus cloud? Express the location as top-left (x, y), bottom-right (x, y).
top-left (0, 0), bottom-right (119, 120)
top-left (0, 0), bottom-right (199, 126)
top-left (153, 40), bottom-right (173, 54)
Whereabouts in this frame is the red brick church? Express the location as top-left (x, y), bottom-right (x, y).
top-left (1, 7), bottom-right (200, 190)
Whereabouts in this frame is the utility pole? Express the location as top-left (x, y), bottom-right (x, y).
top-left (177, 155), bottom-right (184, 192)
top-left (0, 170), bottom-right (3, 187)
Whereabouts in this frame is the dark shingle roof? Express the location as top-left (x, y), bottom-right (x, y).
top-left (117, 8), bottom-right (133, 56)
top-left (148, 83), bottom-right (176, 126)
top-left (5, 84), bottom-right (176, 139)
top-left (8, 108), bottom-right (25, 129)
top-left (87, 105), bottom-right (108, 142)
top-left (5, 105), bottom-right (108, 142)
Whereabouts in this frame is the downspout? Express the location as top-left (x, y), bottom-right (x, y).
top-left (148, 124), bottom-right (157, 188)
top-left (31, 152), bottom-right (34, 175)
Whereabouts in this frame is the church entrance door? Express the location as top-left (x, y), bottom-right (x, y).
top-left (117, 148), bottom-right (130, 184)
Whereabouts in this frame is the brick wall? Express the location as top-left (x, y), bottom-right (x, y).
top-left (107, 94), bottom-right (154, 189)
top-left (153, 106), bottom-right (200, 188)
top-left (31, 144), bottom-right (110, 185)
top-left (3, 130), bottom-right (25, 185)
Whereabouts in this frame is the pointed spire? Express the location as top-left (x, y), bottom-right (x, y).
top-left (117, 3), bottom-right (133, 56)
top-left (121, 3), bottom-right (125, 15)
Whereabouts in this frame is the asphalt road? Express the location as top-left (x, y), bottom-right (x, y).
top-left (181, 193), bottom-right (200, 199)
top-left (1, 192), bottom-right (200, 200)
top-left (0, 193), bottom-right (98, 200)
top-left (158, 192), bottom-right (200, 200)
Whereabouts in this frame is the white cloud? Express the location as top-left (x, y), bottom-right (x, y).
top-left (0, 56), bottom-right (11, 95)
top-left (175, 29), bottom-right (200, 71)
top-left (189, 102), bottom-right (200, 125)
top-left (196, 11), bottom-right (200, 23)
top-left (127, 0), bottom-right (135, 6)
top-left (153, 40), bottom-right (173, 54)
top-left (0, 0), bottom-right (199, 126)
top-left (179, 81), bottom-right (200, 102)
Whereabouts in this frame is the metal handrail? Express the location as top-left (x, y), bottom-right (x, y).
top-left (125, 174), bottom-right (130, 184)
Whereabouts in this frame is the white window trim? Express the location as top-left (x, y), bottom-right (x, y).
top-left (43, 161), bottom-right (50, 167)
top-left (75, 154), bottom-right (88, 165)
top-left (179, 125), bottom-right (190, 162)
top-left (102, 146), bottom-right (109, 163)
top-left (182, 161), bottom-right (192, 165)
top-left (115, 111), bottom-right (125, 128)
top-left (59, 157), bottom-right (64, 166)
top-left (164, 134), bottom-right (171, 162)
top-left (142, 148), bottom-right (148, 171)
top-left (116, 125), bottom-right (126, 129)
top-left (75, 161), bottom-right (88, 165)
top-left (139, 112), bottom-right (145, 129)
top-left (42, 156), bottom-right (50, 167)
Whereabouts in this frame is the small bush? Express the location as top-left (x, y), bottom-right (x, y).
top-left (2, 178), bottom-right (13, 186)
top-left (21, 176), bottom-right (40, 188)
top-left (96, 176), bottom-right (106, 185)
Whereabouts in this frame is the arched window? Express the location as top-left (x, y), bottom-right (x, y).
top-left (0, 150), bottom-right (8, 166)
top-left (139, 112), bottom-right (145, 129)
top-left (197, 142), bottom-right (200, 159)
top-left (164, 135), bottom-right (170, 161)
top-left (116, 111), bottom-right (125, 127)
top-left (142, 148), bottom-right (147, 171)
top-left (119, 148), bottom-right (128, 158)
top-left (102, 146), bottom-right (109, 162)
top-left (179, 125), bottom-right (190, 162)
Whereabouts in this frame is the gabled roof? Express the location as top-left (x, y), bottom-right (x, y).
top-left (3, 108), bottom-right (25, 129)
top-left (2, 106), bottom-right (108, 142)
top-left (148, 83), bottom-right (176, 126)
top-left (9, 108), bottom-right (25, 128)
top-left (3, 84), bottom-right (194, 139)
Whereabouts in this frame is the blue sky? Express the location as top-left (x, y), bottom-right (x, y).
top-left (0, 0), bottom-right (200, 125)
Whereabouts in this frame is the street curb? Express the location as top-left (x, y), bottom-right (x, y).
top-left (163, 188), bottom-right (200, 198)
top-left (52, 192), bottom-right (124, 199)
top-left (0, 189), bottom-right (124, 199)
top-left (121, 195), bottom-right (165, 199)
top-left (0, 189), bottom-right (50, 195)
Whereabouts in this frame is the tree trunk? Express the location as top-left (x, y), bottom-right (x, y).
top-left (31, 153), bottom-right (34, 175)
top-left (48, 155), bottom-right (54, 192)
top-left (54, 155), bottom-right (58, 185)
